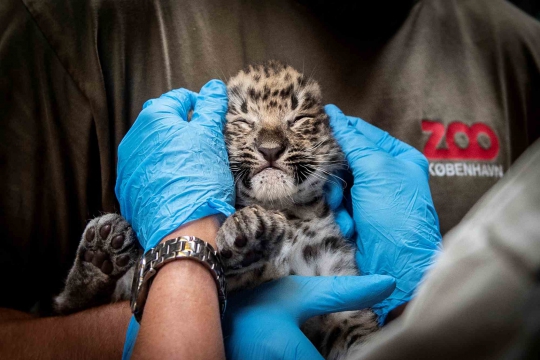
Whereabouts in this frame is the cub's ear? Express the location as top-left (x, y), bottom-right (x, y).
top-left (227, 84), bottom-right (246, 116)
top-left (297, 81), bottom-right (323, 109)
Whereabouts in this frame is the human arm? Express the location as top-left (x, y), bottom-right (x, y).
top-left (0, 80), bottom-right (232, 360)
top-left (115, 80), bottom-right (235, 358)
top-left (0, 302), bottom-right (131, 359)
top-left (0, 217), bottom-right (224, 360)
top-left (132, 215), bottom-right (225, 360)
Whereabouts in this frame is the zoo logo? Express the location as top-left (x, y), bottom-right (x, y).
top-left (421, 120), bottom-right (503, 178)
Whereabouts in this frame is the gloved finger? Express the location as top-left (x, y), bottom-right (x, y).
top-left (324, 179), bottom-right (344, 211)
top-left (326, 104), bottom-right (427, 169)
top-left (344, 112), bottom-right (428, 169)
top-left (142, 88), bottom-right (197, 121)
top-left (325, 104), bottom-right (355, 136)
top-left (297, 275), bottom-right (396, 323)
top-left (325, 104), bottom-right (382, 160)
top-left (191, 79), bottom-right (229, 132)
top-left (333, 204), bottom-right (355, 239)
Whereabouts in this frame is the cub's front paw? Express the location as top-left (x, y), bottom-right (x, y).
top-left (55, 214), bottom-right (139, 314)
top-left (80, 213), bottom-right (138, 277)
top-left (217, 205), bottom-right (289, 274)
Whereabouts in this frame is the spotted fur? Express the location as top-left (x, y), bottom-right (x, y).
top-left (56, 61), bottom-right (377, 359)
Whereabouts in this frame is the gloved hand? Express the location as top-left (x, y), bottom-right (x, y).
top-left (325, 104), bottom-right (442, 324)
top-left (223, 275), bottom-right (396, 360)
top-left (115, 80), bottom-right (235, 251)
top-left (120, 80), bottom-right (236, 359)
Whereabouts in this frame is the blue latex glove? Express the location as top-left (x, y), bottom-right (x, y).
top-left (223, 275), bottom-right (396, 360)
top-left (325, 104), bottom-right (442, 324)
top-left (115, 80), bottom-right (235, 251)
top-left (324, 180), bottom-right (355, 239)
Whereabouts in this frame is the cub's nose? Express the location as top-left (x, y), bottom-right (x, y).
top-left (257, 144), bottom-right (286, 162)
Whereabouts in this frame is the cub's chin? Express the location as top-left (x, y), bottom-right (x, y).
top-left (250, 168), bottom-right (296, 204)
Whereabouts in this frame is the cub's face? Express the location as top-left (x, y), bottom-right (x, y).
top-left (225, 61), bottom-right (343, 208)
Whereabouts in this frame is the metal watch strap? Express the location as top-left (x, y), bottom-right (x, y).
top-left (130, 236), bottom-right (227, 322)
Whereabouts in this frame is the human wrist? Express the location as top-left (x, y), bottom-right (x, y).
top-left (152, 215), bottom-right (224, 307)
top-left (133, 215), bottom-right (225, 322)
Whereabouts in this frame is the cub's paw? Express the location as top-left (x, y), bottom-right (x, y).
top-left (80, 213), bottom-right (138, 277)
top-left (217, 205), bottom-right (289, 274)
top-left (54, 214), bottom-right (139, 314)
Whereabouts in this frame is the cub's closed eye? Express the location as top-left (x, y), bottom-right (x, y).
top-left (288, 116), bottom-right (311, 126)
top-left (234, 118), bottom-right (253, 127)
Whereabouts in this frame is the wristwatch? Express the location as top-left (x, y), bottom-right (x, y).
top-left (130, 236), bottom-right (227, 322)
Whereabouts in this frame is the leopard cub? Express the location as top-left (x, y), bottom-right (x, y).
top-left (55, 61), bottom-right (377, 360)
top-left (218, 61), bottom-right (378, 359)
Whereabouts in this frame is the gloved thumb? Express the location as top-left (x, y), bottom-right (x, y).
top-left (325, 104), bottom-right (382, 163)
top-left (298, 275), bottom-right (396, 324)
top-left (334, 204), bottom-right (355, 239)
top-left (191, 79), bottom-right (229, 131)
